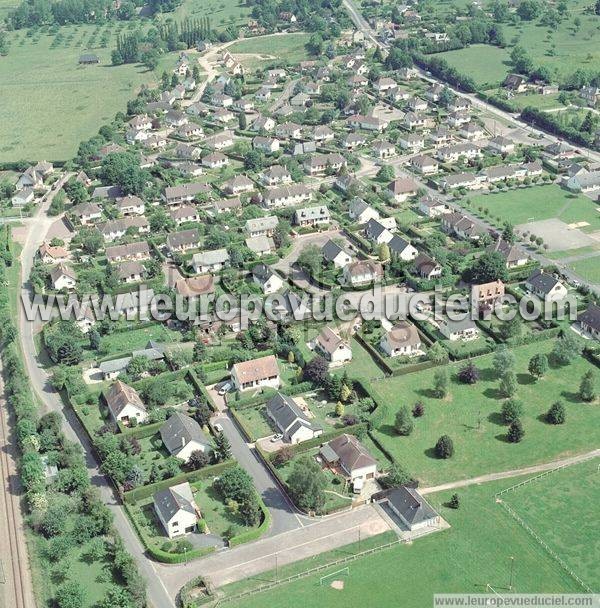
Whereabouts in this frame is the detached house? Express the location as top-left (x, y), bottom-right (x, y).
top-left (313, 326), bottom-right (352, 365)
top-left (387, 177), bottom-right (419, 203)
top-left (294, 205), bottom-right (330, 227)
top-left (372, 486), bottom-right (439, 531)
top-left (231, 354), bottom-right (281, 392)
top-left (525, 269), bottom-right (568, 303)
top-left (380, 320), bottom-right (422, 358)
top-left (191, 249), bottom-right (230, 274)
top-left (105, 241), bottom-right (151, 263)
top-left (167, 229), bottom-right (199, 253)
top-left (411, 155), bottom-right (438, 175)
top-left (266, 393), bottom-right (322, 444)
top-left (579, 303), bottom-right (600, 340)
top-left (50, 263), bottom-right (77, 291)
top-left (487, 239), bottom-right (528, 268)
top-left (154, 482), bottom-right (199, 539)
top-left (471, 280), bottom-right (505, 311)
top-left (322, 239), bottom-right (354, 268)
top-left (320, 434), bottom-right (377, 484)
top-left (105, 380), bottom-right (148, 425)
top-left (116, 195), bottom-right (145, 216)
top-left (245, 216), bottom-right (279, 238)
top-left (413, 252), bottom-right (442, 279)
top-left (252, 264), bottom-right (284, 294)
top-left (343, 260), bottom-right (383, 286)
top-left (439, 318), bottom-right (479, 341)
top-left (222, 175), bottom-right (254, 196)
top-left (160, 413), bottom-right (212, 463)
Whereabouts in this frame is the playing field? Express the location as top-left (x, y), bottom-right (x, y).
top-left (369, 341), bottom-right (600, 487)
top-left (502, 458), bottom-right (599, 589)
top-left (226, 480), bottom-right (582, 608)
top-left (436, 44), bottom-right (511, 88)
top-left (569, 256), bottom-right (600, 285)
top-left (469, 185), bottom-right (600, 231)
top-left (0, 25), bottom-right (179, 162)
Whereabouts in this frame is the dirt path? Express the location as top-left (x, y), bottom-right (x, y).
top-left (420, 448), bottom-right (600, 495)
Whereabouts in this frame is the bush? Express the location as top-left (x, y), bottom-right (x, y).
top-left (507, 419), bottom-right (524, 443)
top-left (435, 435), bottom-right (454, 459)
top-left (501, 398), bottom-right (523, 424)
top-left (546, 401), bottom-right (565, 425)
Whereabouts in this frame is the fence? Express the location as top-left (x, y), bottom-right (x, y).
top-left (494, 453), bottom-right (599, 594)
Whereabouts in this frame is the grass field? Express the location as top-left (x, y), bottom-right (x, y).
top-left (0, 25), bottom-right (178, 162)
top-left (437, 44), bottom-right (511, 87)
top-left (369, 340), bottom-right (600, 487)
top-left (226, 480), bottom-right (582, 608)
top-left (228, 33), bottom-right (312, 69)
top-left (509, 92), bottom-right (564, 111)
top-left (569, 256), bottom-right (600, 285)
top-left (502, 458), bottom-right (599, 589)
top-left (173, 0), bottom-right (250, 27)
top-left (469, 185), bottom-right (600, 231)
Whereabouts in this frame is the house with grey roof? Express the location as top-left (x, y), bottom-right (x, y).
top-left (320, 434), bottom-right (377, 483)
top-left (166, 229), bottom-right (199, 253)
top-left (160, 413), bottom-right (212, 463)
top-left (153, 482), bottom-right (199, 538)
top-left (192, 248), bottom-right (230, 273)
top-left (322, 239), bottom-right (354, 269)
top-left (372, 486), bottom-right (440, 531)
top-left (525, 269), bottom-right (568, 303)
top-left (293, 205), bottom-right (330, 227)
top-left (245, 216), bottom-right (279, 238)
top-left (266, 393), bottom-right (322, 444)
top-left (579, 303), bottom-right (600, 340)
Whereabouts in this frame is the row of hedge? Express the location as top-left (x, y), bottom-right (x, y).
top-left (228, 380), bottom-right (314, 410)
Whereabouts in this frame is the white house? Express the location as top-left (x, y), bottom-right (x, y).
top-left (266, 393), bottom-right (322, 444)
top-left (313, 326), bottom-right (352, 365)
top-left (154, 482), bottom-right (199, 539)
top-left (231, 354), bottom-right (281, 392)
top-left (50, 263), bottom-right (77, 290)
top-left (252, 264), bottom-right (284, 294)
top-left (320, 434), bottom-right (377, 484)
top-left (373, 486), bottom-right (440, 531)
top-left (439, 318), bottom-right (480, 341)
top-left (105, 380), bottom-right (148, 426)
top-left (192, 249), bottom-right (230, 274)
top-left (380, 321), bottom-right (422, 357)
top-left (525, 269), bottom-right (568, 303)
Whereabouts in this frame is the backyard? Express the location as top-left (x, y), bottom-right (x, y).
top-left (369, 340), bottom-right (600, 486)
top-left (224, 479), bottom-right (583, 608)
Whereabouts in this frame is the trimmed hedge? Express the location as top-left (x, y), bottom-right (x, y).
top-left (123, 460), bottom-right (236, 504)
top-left (228, 495), bottom-right (271, 547)
top-left (229, 381), bottom-right (313, 410)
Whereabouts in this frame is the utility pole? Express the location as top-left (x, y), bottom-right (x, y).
top-left (509, 556), bottom-right (515, 590)
top-left (358, 526), bottom-right (361, 553)
top-left (275, 554), bottom-right (278, 583)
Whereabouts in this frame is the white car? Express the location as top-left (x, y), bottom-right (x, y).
top-left (270, 434), bottom-right (283, 443)
top-left (218, 382), bottom-right (232, 396)
top-left (214, 423), bottom-right (223, 433)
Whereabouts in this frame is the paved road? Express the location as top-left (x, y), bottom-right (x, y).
top-left (17, 181), bottom-right (176, 608)
top-left (420, 448), bottom-right (600, 495)
top-left (156, 504), bottom-right (390, 592)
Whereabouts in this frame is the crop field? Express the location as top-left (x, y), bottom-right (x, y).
top-left (0, 25), bottom-right (178, 162)
top-left (226, 480), bottom-right (582, 608)
top-left (368, 341), bottom-right (600, 487)
top-left (502, 458), bottom-right (599, 590)
top-left (468, 185), bottom-right (600, 231)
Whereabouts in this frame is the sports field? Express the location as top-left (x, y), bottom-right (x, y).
top-left (226, 480), bottom-right (582, 608)
top-left (569, 256), bottom-right (600, 285)
top-left (502, 458), bottom-right (599, 589)
top-left (469, 185), bottom-right (600, 231)
top-left (368, 341), bottom-right (600, 486)
top-left (0, 24), bottom-right (180, 162)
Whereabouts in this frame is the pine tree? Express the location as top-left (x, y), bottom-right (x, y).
top-left (449, 493), bottom-right (460, 509)
top-left (579, 370), bottom-right (596, 402)
top-left (507, 419), bottom-right (524, 443)
top-left (394, 406), bottom-right (414, 436)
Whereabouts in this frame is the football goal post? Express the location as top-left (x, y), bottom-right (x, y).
top-left (319, 567), bottom-right (349, 586)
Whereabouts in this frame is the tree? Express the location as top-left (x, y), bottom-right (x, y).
top-left (465, 251), bottom-right (508, 283)
top-left (286, 455), bottom-right (327, 512)
top-left (412, 401), bottom-right (424, 417)
top-left (303, 355), bottom-right (329, 385)
top-left (55, 581), bottom-right (86, 608)
top-left (214, 431), bottom-right (231, 461)
top-left (448, 493), bottom-right (460, 509)
top-left (382, 462), bottom-right (413, 487)
top-left (435, 435), bottom-right (454, 459)
top-left (501, 398), bottom-right (523, 424)
top-left (493, 346), bottom-right (515, 378)
top-left (194, 401), bottom-right (212, 427)
top-left (528, 353), bottom-right (548, 380)
top-left (215, 467), bottom-right (254, 503)
top-left (188, 449), bottom-right (210, 470)
top-left (394, 406), bottom-right (414, 436)
top-left (100, 152), bottom-right (149, 196)
top-left (507, 419), bottom-right (524, 443)
top-left (428, 342), bottom-right (449, 364)
top-left (499, 370), bottom-right (517, 398)
top-left (579, 370), bottom-right (596, 402)
top-left (433, 369), bottom-right (448, 398)
top-left (552, 332), bottom-right (581, 365)
top-left (378, 242), bottom-right (390, 263)
top-left (498, 317), bottom-right (523, 342)
top-left (377, 165), bottom-right (395, 182)
top-left (458, 361), bottom-right (479, 384)
top-left (44, 322), bottom-right (83, 365)
top-left (546, 400), bottom-right (565, 424)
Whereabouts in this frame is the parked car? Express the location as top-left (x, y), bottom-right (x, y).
top-left (270, 433), bottom-right (283, 443)
top-left (214, 423), bottom-right (223, 433)
top-left (218, 381), bottom-right (232, 396)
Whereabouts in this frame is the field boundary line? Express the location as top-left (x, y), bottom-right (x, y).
top-left (495, 454), bottom-right (599, 594)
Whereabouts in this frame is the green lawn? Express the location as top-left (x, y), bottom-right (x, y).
top-left (173, 0), bottom-right (250, 27)
top-left (228, 33), bottom-right (312, 68)
top-left (469, 185), bottom-right (600, 231)
top-left (502, 458), bottom-right (599, 589)
top-left (509, 92), bottom-right (564, 111)
top-left (98, 324), bottom-right (182, 358)
top-left (569, 256), bottom-right (600, 285)
top-left (236, 406), bottom-right (274, 441)
top-left (437, 44), bottom-right (511, 87)
top-left (369, 341), bottom-right (600, 486)
top-left (0, 26), bottom-right (178, 162)
top-left (226, 480), bottom-right (582, 608)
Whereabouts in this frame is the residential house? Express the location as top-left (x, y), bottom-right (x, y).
top-left (266, 393), bottom-right (323, 444)
top-left (487, 238), bottom-right (528, 268)
top-left (418, 196), bottom-right (449, 218)
top-left (245, 235), bottom-right (275, 256)
top-left (105, 380), bottom-right (148, 425)
top-left (398, 133), bottom-right (425, 151)
top-left (222, 175), bottom-right (255, 196)
top-left (322, 239), bottom-right (354, 269)
top-left (253, 136), bottom-right (280, 154)
top-left (38, 243), bottom-right (68, 264)
top-left (191, 249), bottom-right (230, 273)
top-left (436, 143), bottom-right (480, 163)
top-left (365, 218), bottom-right (393, 244)
top-left (70, 202), bottom-right (102, 225)
top-left (252, 264), bottom-right (284, 294)
top-left (105, 241), bottom-right (151, 263)
top-left (441, 212), bottom-right (484, 240)
top-left (153, 482), bottom-right (199, 539)
top-left (50, 263), bottom-right (76, 290)
top-left (164, 183), bottom-right (211, 206)
top-left (349, 198), bottom-right (379, 223)
top-left (245, 216), bottom-right (279, 238)
top-left (230, 354), bottom-right (281, 392)
top-left (372, 140), bottom-right (396, 159)
top-left (116, 195), bottom-right (145, 216)
top-left (380, 321), bottom-right (422, 358)
top-left (160, 413), bottom-right (212, 463)
top-left (319, 434), bottom-right (377, 483)
top-left (169, 206), bottom-right (200, 225)
top-left (579, 303), bottom-right (600, 339)
top-left (411, 155), bottom-right (438, 175)
top-left (471, 280), bottom-right (505, 311)
top-left (313, 326), bottom-right (352, 365)
top-left (388, 234), bottom-right (418, 261)
top-left (166, 229), bottom-right (199, 253)
top-left (387, 177), bottom-right (419, 203)
top-left (294, 205), bottom-right (330, 227)
top-left (262, 184), bottom-right (311, 209)
top-left (580, 85), bottom-right (600, 108)
top-left (488, 136), bottom-right (515, 155)
top-left (525, 269), bottom-right (568, 303)
top-left (343, 260), bottom-right (383, 286)
top-left (202, 152), bottom-right (228, 169)
top-left (372, 486), bottom-right (440, 531)
top-left (116, 261), bottom-right (145, 284)
top-left (213, 197), bottom-right (242, 215)
top-left (439, 318), bottom-right (479, 341)
top-left (459, 122), bottom-right (485, 140)
top-left (260, 165), bottom-right (292, 186)
top-left (303, 153), bottom-right (346, 175)
top-left (412, 252), bottom-right (442, 279)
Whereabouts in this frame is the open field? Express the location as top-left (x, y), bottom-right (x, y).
top-left (172, 0), bottom-right (250, 27)
top-left (226, 480), bottom-right (582, 608)
top-left (468, 185), bottom-right (600, 231)
top-left (569, 256), bottom-right (600, 285)
top-left (228, 33), bottom-right (312, 69)
top-left (509, 93), bottom-right (564, 111)
top-left (437, 44), bottom-right (511, 87)
top-left (0, 26), bottom-right (177, 162)
top-left (502, 458), bottom-right (599, 589)
top-left (369, 341), bottom-right (600, 486)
